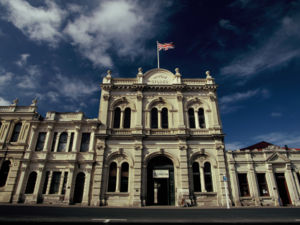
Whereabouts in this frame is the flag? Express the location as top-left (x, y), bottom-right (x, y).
top-left (157, 42), bottom-right (175, 51)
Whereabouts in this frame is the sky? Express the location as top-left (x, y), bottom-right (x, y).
top-left (0, 0), bottom-right (300, 150)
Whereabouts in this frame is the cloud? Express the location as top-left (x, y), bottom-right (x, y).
top-left (220, 13), bottom-right (300, 79)
top-left (17, 65), bottom-right (41, 89)
top-left (50, 74), bottom-right (98, 100)
top-left (271, 112), bottom-right (282, 117)
top-left (220, 88), bottom-right (270, 113)
top-left (225, 141), bottom-right (245, 150)
top-left (0, 97), bottom-right (10, 106)
top-left (16, 54), bottom-right (30, 67)
top-left (0, 0), bottom-right (66, 46)
top-left (254, 132), bottom-right (300, 148)
top-left (0, 71), bottom-right (13, 86)
top-left (219, 19), bottom-right (239, 33)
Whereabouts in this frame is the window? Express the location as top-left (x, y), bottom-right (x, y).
top-left (51, 132), bottom-right (57, 152)
top-left (0, 160), bottom-right (11, 187)
top-left (49, 172), bottom-right (61, 194)
top-left (57, 132), bottom-right (67, 152)
top-left (113, 107), bottom-right (121, 128)
top-left (151, 108), bottom-right (158, 128)
top-left (123, 108), bottom-right (131, 128)
top-left (108, 162), bottom-right (117, 192)
top-left (192, 162), bottom-right (201, 192)
top-left (204, 162), bottom-right (213, 192)
top-left (161, 108), bottom-right (168, 129)
top-left (238, 173), bottom-right (250, 197)
top-left (120, 162), bottom-right (129, 192)
top-left (35, 132), bottom-right (46, 151)
top-left (25, 172), bottom-right (37, 194)
top-left (68, 133), bottom-right (74, 152)
top-left (61, 172), bottom-right (68, 195)
top-left (188, 108), bottom-right (195, 128)
top-left (10, 122), bottom-right (22, 142)
top-left (42, 171), bottom-right (50, 194)
top-left (257, 173), bottom-right (269, 196)
top-left (198, 108), bottom-right (206, 128)
top-left (80, 133), bottom-right (90, 152)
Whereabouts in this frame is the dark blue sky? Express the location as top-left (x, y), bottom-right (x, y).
top-left (0, 0), bottom-right (300, 149)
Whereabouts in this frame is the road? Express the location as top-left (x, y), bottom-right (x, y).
top-left (0, 204), bottom-right (300, 223)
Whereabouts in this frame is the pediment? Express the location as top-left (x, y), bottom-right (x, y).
top-left (266, 152), bottom-right (290, 164)
top-left (143, 68), bottom-right (175, 85)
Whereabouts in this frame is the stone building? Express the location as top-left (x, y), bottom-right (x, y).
top-left (0, 68), bottom-right (299, 207)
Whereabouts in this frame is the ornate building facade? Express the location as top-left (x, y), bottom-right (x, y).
top-left (0, 68), bottom-right (299, 207)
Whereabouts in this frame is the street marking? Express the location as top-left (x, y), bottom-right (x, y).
top-left (91, 218), bottom-right (127, 223)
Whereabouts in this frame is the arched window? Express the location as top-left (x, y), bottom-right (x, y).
top-left (57, 132), bottom-right (67, 152)
top-left (198, 108), bottom-right (206, 128)
top-left (123, 108), bottom-right (131, 128)
top-left (151, 108), bottom-right (158, 129)
top-left (25, 171), bottom-right (37, 194)
top-left (113, 107), bottom-right (121, 128)
top-left (161, 108), bottom-right (168, 129)
top-left (0, 160), bottom-right (11, 187)
top-left (204, 162), bottom-right (213, 192)
top-left (192, 162), bottom-right (201, 192)
top-left (10, 122), bottom-right (22, 142)
top-left (188, 108), bottom-right (195, 128)
top-left (120, 162), bottom-right (129, 192)
top-left (35, 132), bottom-right (46, 151)
top-left (108, 162), bottom-right (117, 192)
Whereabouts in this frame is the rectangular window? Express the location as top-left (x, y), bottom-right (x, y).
top-left (51, 132), bottom-right (57, 152)
top-left (42, 171), bottom-right (49, 194)
top-left (68, 133), bottom-right (74, 152)
top-left (257, 173), bottom-right (269, 196)
top-left (35, 132), bottom-right (46, 151)
top-left (61, 172), bottom-right (68, 195)
top-left (238, 173), bottom-right (250, 197)
top-left (49, 172), bottom-right (61, 194)
top-left (80, 133), bottom-right (90, 152)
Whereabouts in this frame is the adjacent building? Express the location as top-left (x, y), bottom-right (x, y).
top-left (0, 68), bottom-right (299, 207)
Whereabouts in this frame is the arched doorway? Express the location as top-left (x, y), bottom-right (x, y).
top-left (73, 172), bottom-right (85, 203)
top-left (146, 155), bottom-right (175, 205)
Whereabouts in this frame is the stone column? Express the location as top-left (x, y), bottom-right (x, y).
top-left (265, 164), bottom-right (279, 206)
top-left (28, 125), bottom-right (38, 151)
top-left (53, 132), bottom-right (60, 152)
top-left (116, 165), bottom-right (121, 192)
top-left (12, 165), bottom-right (28, 203)
top-left (73, 126), bottom-right (81, 152)
top-left (89, 127), bottom-right (96, 152)
top-left (120, 110), bottom-right (124, 129)
top-left (292, 170), bottom-right (300, 196)
top-left (135, 92), bottom-right (143, 130)
top-left (58, 171), bottom-right (65, 195)
top-left (176, 93), bottom-right (185, 129)
top-left (98, 89), bottom-right (110, 127)
top-left (285, 164), bottom-right (300, 206)
top-left (228, 162), bottom-right (241, 206)
top-left (43, 125), bottom-right (53, 151)
top-left (33, 168), bottom-right (44, 203)
top-left (158, 110), bottom-right (162, 129)
top-left (46, 171), bottom-right (53, 194)
top-left (178, 144), bottom-right (190, 206)
top-left (132, 145), bottom-right (142, 206)
top-left (248, 164), bottom-right (260, 205)
top-left (82, 169), bottom-right (91, 206)
top-left (200, 165), bottom-right (206, 192)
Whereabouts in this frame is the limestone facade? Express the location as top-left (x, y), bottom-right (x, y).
top-left (0, 68), bottom-right (299, 207)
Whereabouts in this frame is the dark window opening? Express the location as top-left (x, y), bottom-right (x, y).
top-left (0, 160), bottom-right (11, 187)
top-left (120, 162), bottom-right (129, 192)
top-left (35, 132), bottom-right (46, 151)
top-left (238, 173), bottom-right (250, 197)
top-left (51, 132), bottom-right (57, 152)
top-left (61, 172), bottom-right (68, 195)
top-left (188, 108), bottom-right (195, 128)
top-left (68, 133), bottom-right (74, 152)
top-left (123, 108), bottom-right (131, 128)
top-left (49, 172), bottom-right (61, 194)
top-left (257, 173), bottom-right (269, 196)
top-left (204, 162), bottom-right (213, 192)
top-left (57, 132), bottom-right (67, 152)
top-left (80, 133), bottom-right (90, 152)
top-left (10, 122), bottom-right (22, 142)
top-left (108, 162), bottom-right (117, 192)
top-left (151, 108), bottom-right (158, 129)
top-left (198, 108), bottom-right (206, 128)
top-left (161, 108), bottom-right (168, 129)
top-left (25, 172), bottom-right (37, 194)
top-left (113, 107), bottom-right (121, 128)
top-left (42, 171), bottom-right (50, 194)
top-left (192, 162), bottom-right (201, 192)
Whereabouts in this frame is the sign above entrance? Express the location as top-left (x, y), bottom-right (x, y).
top-left (153, 170), bottom-right (169, 178)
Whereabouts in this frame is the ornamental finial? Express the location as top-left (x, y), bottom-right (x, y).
top-left (31, 97), bottom-right (38, 106)
top-left (206, 70), bottom-right (212, 78)
top-left (12, 98), bottom-right (19, 106)
top-left (107, 70), bottom-right (111, 77)
top-left (175, 68), bottom-right (180, 75)
top-left (138, 67), bottom-right (143, 76)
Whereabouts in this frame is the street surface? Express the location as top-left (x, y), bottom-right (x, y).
top-left (0, 204), bottom-right (300, 224)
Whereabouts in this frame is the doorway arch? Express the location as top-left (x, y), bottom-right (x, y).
top-left (73, 172), bottom-right (85, 204)
top-left (146, 155), bottom-right (175, 205)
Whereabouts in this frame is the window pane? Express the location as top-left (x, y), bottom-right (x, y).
top-left (120, 163), bottom-right (129, 192)
top-left (198, 108), bottom-right (206, 128)
top-left (108, 162), bottom-right (117, 192)
top-left (161, 108), bottom-right (168, 129)
top-left (113, 107), bottom-right (121, 128)
top-left (35, 132), bottom-right (46, 151)
top-left (51, 132), bottom-right (57, 152)
top-left (68, 133), bottom-right (74, 152)
top-left (151, 108), bottom-right (158, 128)
top-left (42, 171), bottom-right (50, 194)
top-left (25, 172), bottom-right (37, 194)
top-left (49, 172), bottom-right (61, 194)
top-left (10, 123), bottom-right (22, 142)
top-left (123, 108), bottom-right (131, 128)
top-left (257, 173), bottom-right (269, 196)
top-left (57, 132), bottom-right (67, 152)
top-left (204, 162), bottom-right (213, 192)
top-left (0, 160), bottom-right (11, 187)
top-left (193, 162), bottom-right (201, 192)
top-left (188, 108), bottom-right (195, 128)
top-left (61, 172), bottom-right (68, 195)
top-left (80, 133), bottom-right (90, 152)
top-left (238, 173), bottom-right (250, 197)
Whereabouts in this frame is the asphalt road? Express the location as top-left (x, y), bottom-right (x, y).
top-left (0, 204), bottom-right (300, 224)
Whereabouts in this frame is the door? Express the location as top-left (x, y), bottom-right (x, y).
top-left (73, 172), bottom-right (85, 203)
top-left (275, 173), bottom-right (291, 206)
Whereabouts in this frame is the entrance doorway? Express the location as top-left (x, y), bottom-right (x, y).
top-left (73, 172), bottom-right (85, 203)
top-left (146, 155), bottom-right (175, 205)
top-left (275, 173), bottom-right (291, 206)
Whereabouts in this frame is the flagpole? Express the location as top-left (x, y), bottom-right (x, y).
top-left (157, 41), bottom-right (160, 68)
